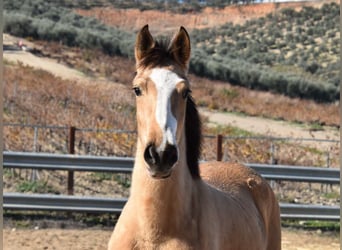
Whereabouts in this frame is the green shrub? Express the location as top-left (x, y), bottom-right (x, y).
top-left (16, 180), bottom-right (57, 193)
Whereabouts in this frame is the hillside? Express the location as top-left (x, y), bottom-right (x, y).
top-left (3, 34), bottom-right (339, 166)
top-left (3, 0), bottom-right (340, 102)
top-left (189, 2), bottom-right (339, 102)
top-left (3, 33), bottom-right (339, 128)
top-left (75, 1), bottom-right (334, 33)
top-left (76, 1), bottom-right (340, 102)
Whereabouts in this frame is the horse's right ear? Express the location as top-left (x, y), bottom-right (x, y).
top-left (135, 25), bottom-right (154, 64)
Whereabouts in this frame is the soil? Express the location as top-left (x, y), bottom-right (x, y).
top-left (3, 228), bottom-right (340, 250)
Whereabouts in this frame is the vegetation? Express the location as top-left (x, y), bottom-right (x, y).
top-left (3, 62), bottom-right (137, 155)
top-left (20, 0), bottom-right (263, 13)
top-left (282, 220), bottom-right (340, 232)
top-left (16, 180), bottom-right (58, 193)
top-left (4, 0), bottom-right (340, 102)
top-left (3, 0), bottom-right (135, 57)
top-left (190, 2), bottom-right (340, 102)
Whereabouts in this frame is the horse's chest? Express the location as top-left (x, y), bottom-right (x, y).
top-left (134, 225), bottom-right (200, 250)
top-left (134, 240), bottom-right (197, 250)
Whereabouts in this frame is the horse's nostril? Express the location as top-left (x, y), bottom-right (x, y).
top-left (164, 144), bottom-right (178, 166)
top-left (144, 144), bottom-right (159, 166)
top-left (143, 143), bottom-right (178, 178)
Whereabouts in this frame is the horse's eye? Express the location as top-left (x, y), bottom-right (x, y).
top-left (182, 89), bottom-right (191, 99)
top-left (133, 87), bottom-right (142, 96)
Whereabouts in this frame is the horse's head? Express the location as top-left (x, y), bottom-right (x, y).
top-left (133, 25), bottom-right (192, 179)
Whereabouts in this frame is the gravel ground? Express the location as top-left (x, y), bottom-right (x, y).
top-left (3, 227), bottom-right (340, 250)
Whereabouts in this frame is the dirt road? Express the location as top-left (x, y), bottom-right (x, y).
top-left (3, 228), bottom-right (340, 250)
top-left (3, 34), bottom-right (85, 82)
top-left (201, 109), bottom-right (339, 149)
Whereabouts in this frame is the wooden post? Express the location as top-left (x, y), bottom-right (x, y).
top-left (270, 142), bottom-right (275, 164)
top-left (216, 134), bottom-right (223, 161)
top-left (68, 126), bottom-right (76, 195)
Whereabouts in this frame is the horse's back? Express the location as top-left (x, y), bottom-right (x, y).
top-left (200, 161), bottom-right (281, 250)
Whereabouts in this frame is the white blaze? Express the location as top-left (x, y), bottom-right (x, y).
top-left (149, 68), bottom-right (183, 151)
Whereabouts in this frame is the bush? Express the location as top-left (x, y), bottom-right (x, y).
top-left (3, 12), bottom-right (35, 37)
top-left (4, 2), bottom-right (135, 57)
top-left (305, 62), bottom-right (320, 74)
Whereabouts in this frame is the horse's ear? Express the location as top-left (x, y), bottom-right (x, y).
top-left (135, 25), bottom-right (154, 65)
top-left (169, 26), bottom-right (191, 69)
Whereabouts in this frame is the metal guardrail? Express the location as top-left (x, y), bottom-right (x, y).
top-left (3, 193), bottom-right (339, 221)
top-left (280, 203), bottom-right (340, 221)
top-left (3, 193), bottom-right (126, 213)
top-left (3, 151), bottom-right (133, 173)
top-left (3, 152), bottom-right (340, 221)
top-left (3, 152), bottom-right (340, 184)
top-left (245, 163), bottom-right (340, 184)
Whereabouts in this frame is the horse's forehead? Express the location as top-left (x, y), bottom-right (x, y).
top-left (149, 68), bottom-right (184, 93)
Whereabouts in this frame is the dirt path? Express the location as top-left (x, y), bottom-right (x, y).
top-left (4, 34), bottom-right (85, 82)
top-left (201, 109), bottom-right (339, 149)
top-left (3, 228), bottom-right (340, 250)
top-left (4, 50), bottom-right (87, 82)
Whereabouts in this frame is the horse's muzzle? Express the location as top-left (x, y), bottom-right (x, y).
top-left (144, 143), bottom-right (178, 179)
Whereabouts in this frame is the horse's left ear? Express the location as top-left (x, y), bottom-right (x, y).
top-left (169, 26), bottom-right (191, 69)
top-left (135, 25), bottom-right (155, 65)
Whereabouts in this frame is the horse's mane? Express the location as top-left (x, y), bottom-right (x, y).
top-left (185, 95), bottom-right (202, 179)
top-left (139, 37), bottom-right (202, 179)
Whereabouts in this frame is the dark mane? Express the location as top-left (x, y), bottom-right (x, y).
top-left (185, 95), bottom-right (202, 179)
top-left (139, 38), bottom-right (178, 69)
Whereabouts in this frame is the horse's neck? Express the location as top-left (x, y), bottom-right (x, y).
top-left (130, 138), bottom-right (197, 233)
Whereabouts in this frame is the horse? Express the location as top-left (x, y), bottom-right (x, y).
top-left (108, 25), bottom-right (281, 250)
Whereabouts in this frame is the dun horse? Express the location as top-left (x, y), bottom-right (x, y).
top-left (108, 25), bottom-right (281, 250)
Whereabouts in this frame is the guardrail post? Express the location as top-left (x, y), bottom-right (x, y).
top-left (270, 142), bottom-right (274, 164)
top-left (68, 126), bottom-right (76, 195)
top-left (216, 134), bottom-right (223, 161)
top-left (326, 151), bottom-right (333, 193)
top-left (31, 126), bottom-right (39, 181)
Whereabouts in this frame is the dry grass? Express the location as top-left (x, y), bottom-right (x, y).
top-left (191, 75), bottom-right (339, 127)
top-left (4, 62), bottom-right (135, 128)
top-left (3, 62), bottom-right (136, 155)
